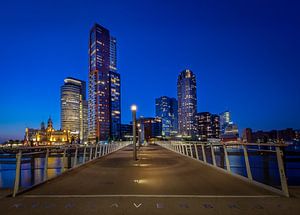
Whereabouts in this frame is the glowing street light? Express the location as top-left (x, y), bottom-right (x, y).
top-left (131, 104), bottom-right (137, 160)
top-left (131, 105), bottom-right (137, 111)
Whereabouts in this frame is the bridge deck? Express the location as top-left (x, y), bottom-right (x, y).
top-left (1, 144), bottom-right (299, 214)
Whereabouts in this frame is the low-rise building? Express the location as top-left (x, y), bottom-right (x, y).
top-left (24, 117), bottom-right (72, 146)
top-left (195, 112), bottom-right (220, 141)
top-left (137, 117), bottom-right (162, 143)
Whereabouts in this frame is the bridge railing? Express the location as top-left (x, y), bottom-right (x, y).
top-left (156, 141), bottom-right (289, 197)
top-left (6, 141), bottom-right (131, 197)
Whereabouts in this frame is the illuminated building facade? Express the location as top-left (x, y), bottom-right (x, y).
top-left (177, 69), bottom-right (197, 138)
top-left (25, 117), bottom-right (70, 146)
top-left (110, 70), bottom-right (121, 140)
top-left (137, 117), bottom-right (162, 142)
top-left (88, 23), bottom-right (121, 142)
top-left (61, 77), bottom-right (88, 143)
top-left (195, 112), bottom-right (220, 141)
top-left (155, 96), bottom-right (178, 137)
top-left (219, 111), bottom-right (231, 134)
top-left (121, 124), bottom-right (133, 140)
top-left (221, 123), bottom-right (239, 142)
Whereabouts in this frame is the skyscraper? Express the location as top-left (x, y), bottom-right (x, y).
top-left (88, 23), bottom-right (121, 142)
top-left (155, 96), bottom-right (178, 136)
top-left (61, 77), bottom-right (88, 143)
top-left (177, 69), bottom-right (197, 138)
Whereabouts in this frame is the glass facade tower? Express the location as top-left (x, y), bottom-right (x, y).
top-left (155, 96), bottom-right (178, 137)
top-left (88, 23), bottom-right (121, 142)
top-left (61, 77), bottom-right (88, 143)
top-left (219, 111), bottom-right (231, 134)
top-left (177, 69), bottom-right (197, 138)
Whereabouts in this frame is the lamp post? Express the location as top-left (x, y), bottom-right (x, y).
top-left (131, 105), bottom-right (137, 160)
top-left (137, 123), bottom-right (141, 148)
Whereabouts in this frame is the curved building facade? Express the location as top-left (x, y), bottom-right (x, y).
top-left (177, 69), bottom-right (197, 138)
top-left (61, 77), bottom-right (88, 143)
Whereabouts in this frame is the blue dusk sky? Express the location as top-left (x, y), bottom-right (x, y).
top-left (0, 0), bottom-right (299, 141)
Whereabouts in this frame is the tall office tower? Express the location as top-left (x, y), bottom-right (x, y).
top-left (88, 23), bottom-right (121, 142)
top-left (177, 69), bottom-right (197, 138)
top-left (61, 77), bottom-right (88, 143)
top-left (155, 96), bottom-right (178, 136)
top-left (219, 111), bottom-right (231, 134)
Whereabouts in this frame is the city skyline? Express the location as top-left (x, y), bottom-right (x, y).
top-left (1, 0), bottom-right (300, 141)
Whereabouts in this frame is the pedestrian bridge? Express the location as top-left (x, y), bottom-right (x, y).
top-left (0, 143), bottom-right (299, 214)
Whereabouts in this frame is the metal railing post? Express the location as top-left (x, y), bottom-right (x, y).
top-left (89, 146), bottom-right (93, 161)
top-left (194, 144), bottom-right (199, 160)
top-left (210, 143), bottom-right (216, 166)
top-left (223, 144), bottom-right (231, 171)
top-left (62, 148), bottom-right (66, 171)
top-left (275, 146), bottom-right (289, 197)
top-left (94, 145), bottom-right (98, 159)
top-left (184, 144), bottom-right (188, 156)
top-left (13, 151), bottom-right (22, 197)
top-left (243, 145), bottom-right (252, 180)
top-left (100, 144), bottom-right (103, 156)
top-left (83, 146), bottom-right (86, 163)
top-left (189, 144), bottom-right (193, 158)
top-left (201, 144), bottom-right (207, 163)
top-left (43, 149), bottom-right (49, 181)
top-left (73, 146), bottom-right (78, 167)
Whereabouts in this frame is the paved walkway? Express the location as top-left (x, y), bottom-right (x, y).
top-left (0, 144), bottom-right (299, 214)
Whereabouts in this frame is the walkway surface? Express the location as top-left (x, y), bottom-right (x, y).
top-left (0, 144), bottom-right (299, 214)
